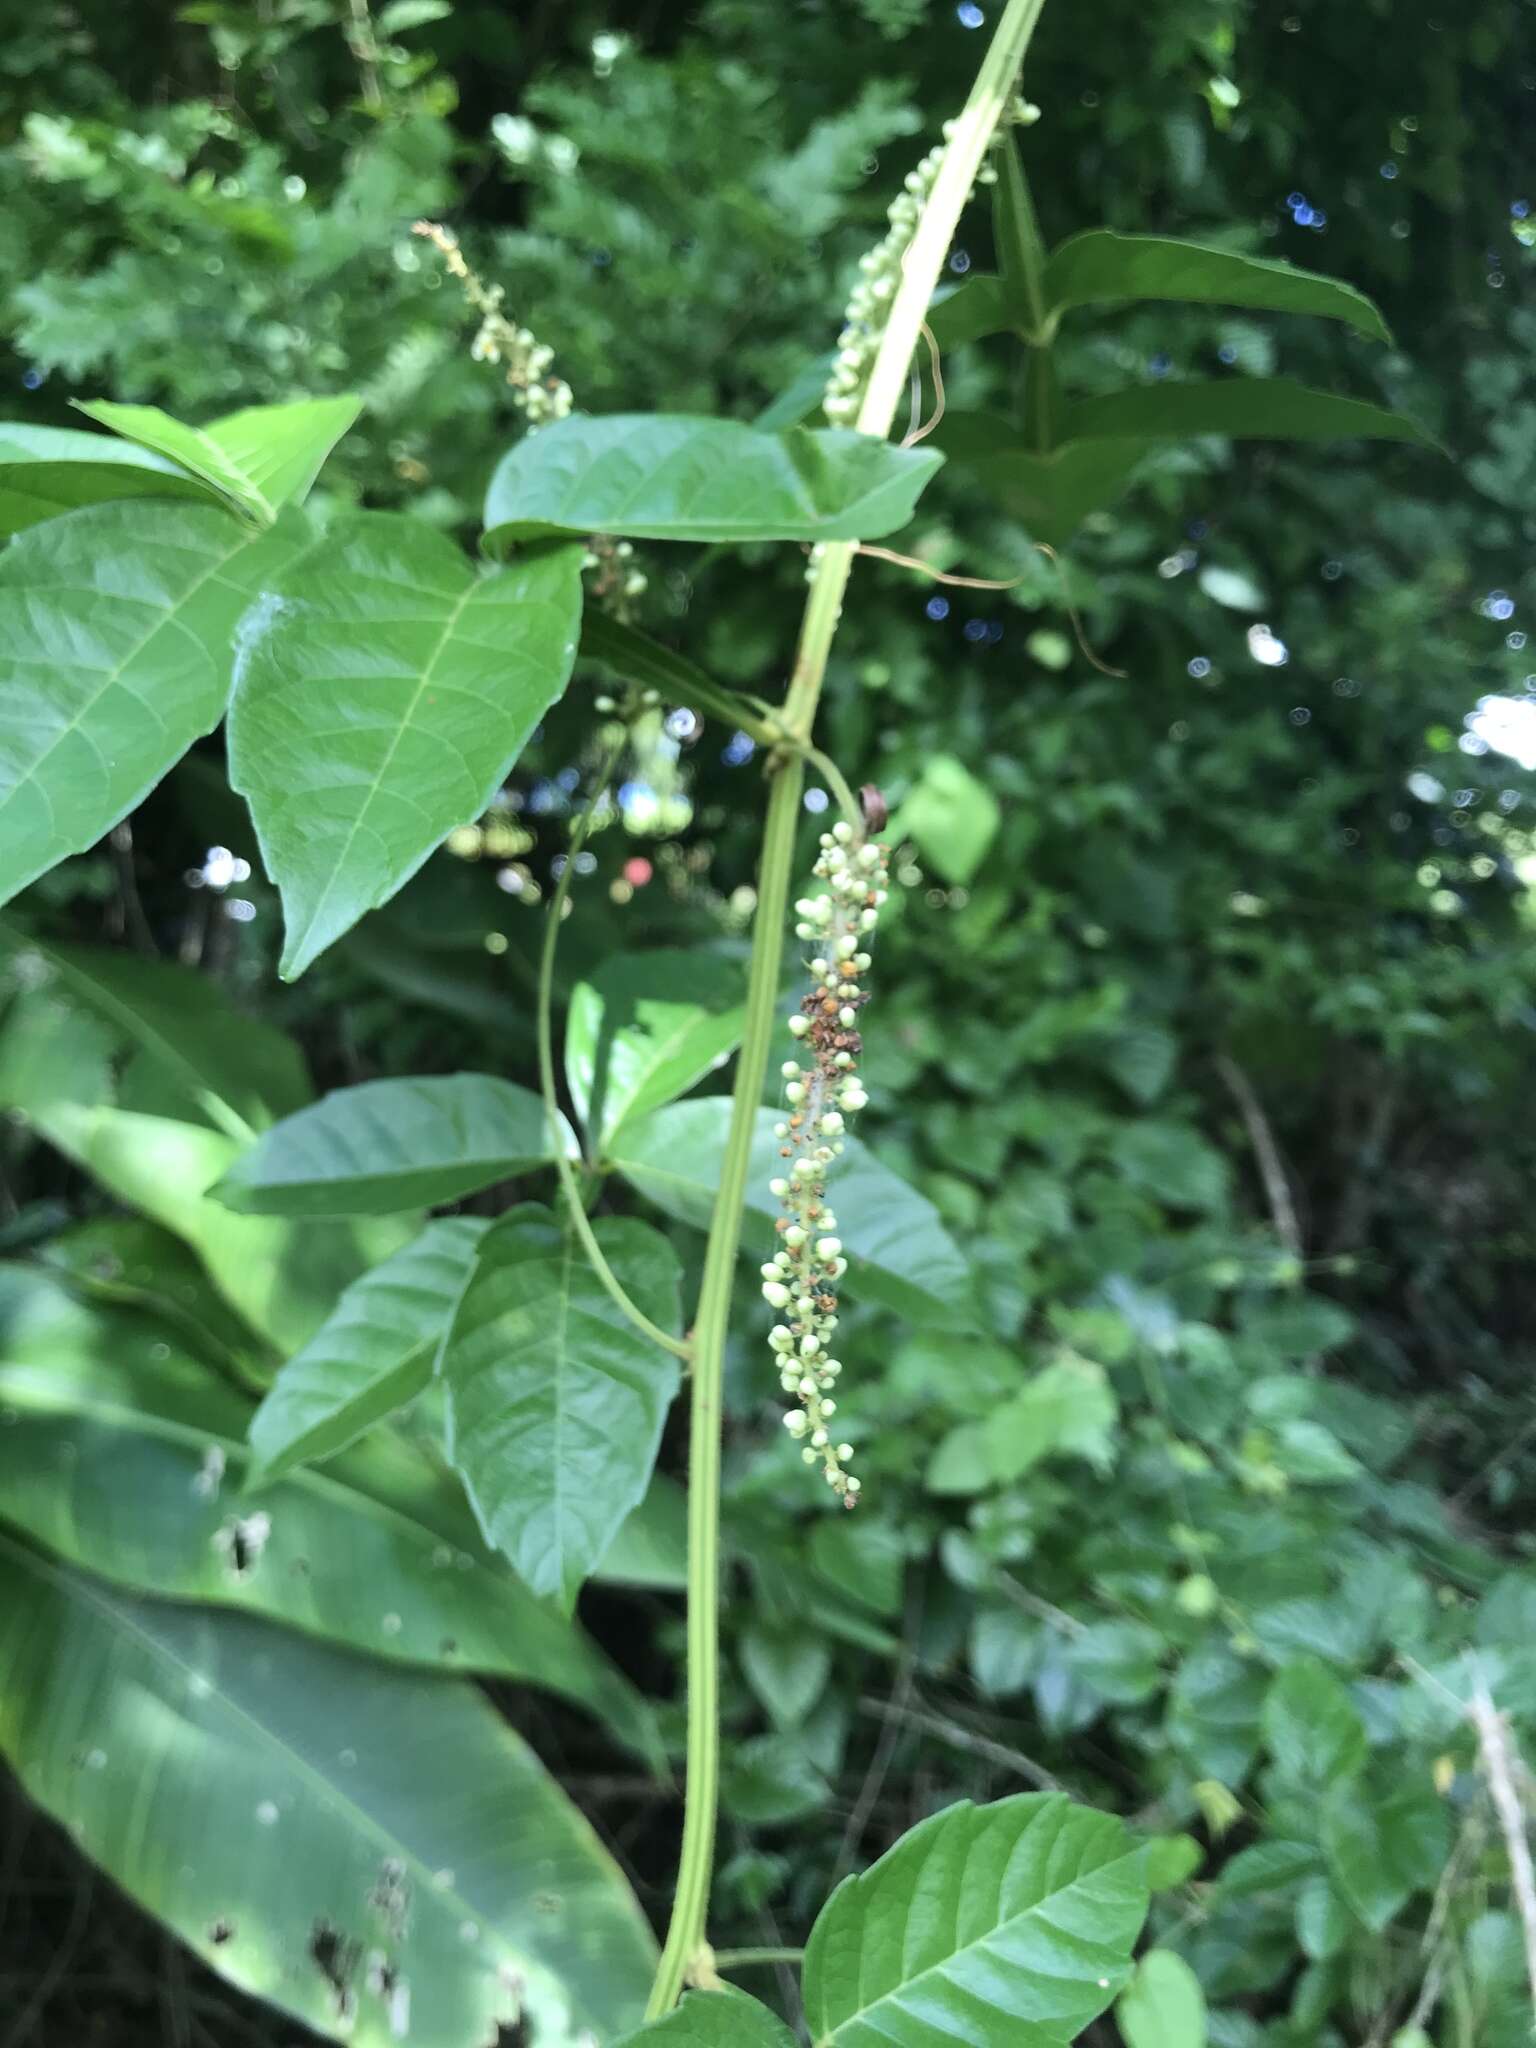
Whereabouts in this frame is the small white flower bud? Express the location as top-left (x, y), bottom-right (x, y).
top-left (769, 1325), bottom-right (792, 1349)
top-left (820, 1112), bottom-right (844, 1137)
top-left (783, 1225), bottom-right (806, 1250)
top-left (812, 1428), bottom-right (829, 1448)
top-left (793, 1158), bottom-right (818, 1181)
top-left (785, 1082), bottom-right (804, 1106)
top-left (810, 957), bottom-right (828, 977)
top-left (837, 1443), bottom-right (854, 1462)
top-left (802, 1447), bottom-right (818, 1465)
top-left (845, 1475), bottom-right (861, 1494)
top-left (787, 1014), bottom-right (809, 1038)
top-left (762, 1282), bottom-right (790, 1308)
top-left (769, 1177), bottom-right (789, 1198)
top-left (834, 1050), bottom-right (854, 1069)
top-left (784, 1411), bottom-right (807, 1435)
top-left (760, 1262), bottom-right (781, 1281)
top-left (781, 1061), bottom-right (801, 1079)
top-left (817, 1237), bottom-right (843, 1261)
top-left (839, 1007), bottom-right (856, 1028)
top-left (800, 1334), bottom-right (820, 1357)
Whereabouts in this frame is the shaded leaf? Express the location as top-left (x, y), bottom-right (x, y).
top-left (74, 393), bottom-right (361, 523)
top-left (594, 1474), bottom-right (689, 1589)
top-left (0, 1263), bottom-right (659, 1754)
top-left (216, 1073), bottom-right (568, 1217)
top-left (610, 1098), bottom-right (977, 1329)
top-left (580, 610), bottom-right (777, 738)
top-left (1042, 232), bottom-right (1392, 343)
top-left (483, 414), bottom-right (942, 547)
top-left (801, 1792), bottom-right (1149, 2047)
top-left (228, 513), bottom-right (583, 978)
top-left (1059, 380), bottom-right (1437, 451)
top-left (0, 420), bottom-right (217, 534)
top-left (0, 1531), bottom-right (656, 2048)
top-left (567, 949), bottom-right (746, 1150)
top-left (0, 500), bottom-right (314, 908)
top-left (0, 924), bottom-right (311, 1138)
top-left (440, 1206), bottom-right (683, 1607)
top-left (741, 1623), bottom-right (833, 1730)
top-left (927, 274), bottom-right (1012, 351)
top-left (1321, 1774), bottom-right (1450, 1931)
top-left (247, 1218), bottom-right (487, 1483)
top-left (612, 1990), bottom-right (799, 2048)
top-left (928, 1356), bottom-right (1119, 1493)
top-left (931, 414), bottom-right (1150, 546)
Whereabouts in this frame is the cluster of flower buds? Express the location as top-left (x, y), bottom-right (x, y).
top-left (413, 221), bottom-right (574, 428)
top-left (762, 820), bottom-right (890, 1505)
top-left (823, 119), bottom-right (994, 427)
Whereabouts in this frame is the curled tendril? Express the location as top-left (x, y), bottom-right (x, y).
top-left (761, 820), bottom-right (890, 1505)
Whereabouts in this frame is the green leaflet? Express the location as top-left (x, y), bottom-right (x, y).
top-left (247, 1218), bottom-right (488, 1482)
top-left (801, 1793), bottom-right (1150, 2047)
top-left (610, 1098), bottom-right (978, 1330)
top-left (440, 1205), bottom-right (683, 1609)
top-left (0, 420), bottom-right (219, 534)
top-left (1041, 231), bottom-right (1393, 342)
top-left (566, 948), bottom-right (747, 1150)
top-left (215, 1073), bottom-right (572, 1216)
top-left (482, 413), bottom-right (943, 546)
top-left (0, 1530), bottom-right (657, 2048)
top-left (0, 1262), bottom-right (659, 1757)
top-left (227, 513), bottom-right (584, 978)
top-left (74, 393), bottom-right (362, 522)
top-left (0, 499), bottom-right (315, 908)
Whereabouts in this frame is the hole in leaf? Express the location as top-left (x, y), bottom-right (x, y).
top-left (208, 1918), bottom-right (235, 1945)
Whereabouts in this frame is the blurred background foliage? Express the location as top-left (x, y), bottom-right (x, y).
top-left (4, 1), bottom-right (1536, 2044)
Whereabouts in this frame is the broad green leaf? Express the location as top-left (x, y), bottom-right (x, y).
top-left (1117, 1949), bottom-right (1207, 2048)
top-left (74, 393), bottom-right (362, 523)
top-left (891, 753), bottom-right (1001, 886)
top-left (1067, 1619), bottom-right (1165, 1705)
top-left (441, 1206), bottom-right (683, 1607)
top-left (483, 414), bottom-right (943, 547)
top-left (0, 924), bottom-right (311, 1138)
top-left (0, 1263), bottom-right (658, 1755)
top-left (927, 274), bottom-right (1012, 351)
top-left (610, 1098), bottom-right (977, 1330)
top-left (0, 987), bottom-right (406, 1353)
top-left (0, 1532), bottom-right (656, 2048)
top-left (1321, 1773), bottom-right (1450, 1931)
top-left (1295, 1876), bottom-right (1353, 1961)
top-left (0, 499), bottom-right (314, 908)
top-left (1042, 232), bottom-right (1392, 343)
top-left (228, 513), bottom-right (583, 978)
top-left (1168, 1646), bottom-right (1266, 1783)
top-left (567, 949), bottom-right (746, 1149)
top-left (216, 1073), bottom-right (570, 1217)
top-left (612, 1989), bottom-right (799, 2048)
top-left (1216, 1840), bottom-right (1323, 1898)
top-left (801, 1792), bottom-right (1150, 2047)
top-left (0, 420), bottom-right (218, 534)
top-left (1058, 381), bottom-right (1437, 451)
top-left (247, 1218), bottom-right (487, 1483)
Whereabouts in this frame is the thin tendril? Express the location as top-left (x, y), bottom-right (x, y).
top-left (854, 540), bottom-right (1127, 678)
top-left (902, 321), bottom-right (947, 447)
top-left (537, 745), bottom-right (692, 1363)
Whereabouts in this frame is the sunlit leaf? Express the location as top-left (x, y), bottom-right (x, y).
top-left (1059, 380), bottom-right (1437, 450)
top-left (440, 1205), bottom-right (683, 1608)
top-left (1116, 1949), bottom-right (1207, 2048)
top-left (801, 1792), bottom-right (1150, 2046)
top-left (483, 414), bottom-right (943, 547)
top-left (0, 1531), bottom-right (657, 2048)
top-left (0, 500), bottom-right (314, 908)
top-left (228, 513), bottom-right (583, 978)
top-left (612, 1989), bottom-right (799, 2048)
top-left (74, 393), bottom-right (362, 523)
top-left (0, 420), bottom-right (217, 534)
top-left (215, 1073), bottom-right (571, 1216)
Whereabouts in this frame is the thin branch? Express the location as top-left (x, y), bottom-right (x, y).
top-left (1215, 1052), bottom-right (1304, 1259)
top-left (1470, 1682), bottom-right (1536, 2023)
top-left (857, 1695), bottom-right (1059, 1789)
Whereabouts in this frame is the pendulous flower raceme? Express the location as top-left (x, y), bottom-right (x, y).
top-left (762, 820), bottom-right (890, 1506)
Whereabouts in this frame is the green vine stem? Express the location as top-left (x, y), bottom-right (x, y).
top-left (645, 0), bottom-right (1049, 2015)
top-left (536, 744), bottom-right (692, 1364)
